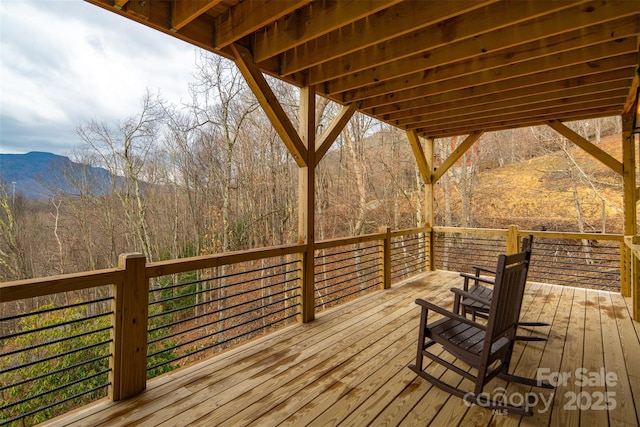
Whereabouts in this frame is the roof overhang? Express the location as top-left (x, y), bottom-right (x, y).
top-left (86, 0), bottom-right (640, 138)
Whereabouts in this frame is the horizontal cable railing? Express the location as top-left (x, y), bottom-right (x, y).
top-left (527, 238), bottom-right (620, 290)
top-left (390, 229), bottom-right (429, 283)
top-left (146, 256), bottom-right (301, 376)
top-left (314, 234), bottom-right (383, 313)
top-left (434, 231), bottom-right (505, 274)
top-left (0, 286), bottom-right (114, 426)
top-left (1, 225), bottom-right (629, 426)
top-left (433, 227), bottom-right (622, 291)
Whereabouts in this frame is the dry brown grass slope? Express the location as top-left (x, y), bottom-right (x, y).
top-left (471, 133), bottom-right (624, 233)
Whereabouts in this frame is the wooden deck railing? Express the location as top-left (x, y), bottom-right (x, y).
top-left (433, 225), bottom-right (623, 290)
top-left (1, 224), bottom-right (637, 426)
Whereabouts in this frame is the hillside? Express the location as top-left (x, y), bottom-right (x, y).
top-left (471, 133), bottom-right (624, 233)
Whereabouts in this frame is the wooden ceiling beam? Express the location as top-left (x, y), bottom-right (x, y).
top-left (360, 56), bottom-right (636, 110)
top-left (403, 92), bottom-right (628, 133)
top-left (341, 38), bottom-right (637, 103)
top-left (171, 1), bottom-right (221, 31)
top-left (279, 0), bottom-right (496, 76)
top-left (113, 0), bottom-right (128, 9)
top-left (371, 68), bottom-right (634, 117)
top-left (415, 101), bottom-right (624, 137)
top-left (86, 0), bottom-right (233, 56)
top-left (416, 107), bottom-right (621, 139)
top-left (332, 32), bottom-right (636, 99)
top-left (390, 83), bottom-right (631, 126)
top-left (252, 0), bottom-right (402, 63)
top-left (215, 0), bottom-right (312, 49)
top-left (309, 0), bottom-right (591, 85)
top-left (414, 96), bottom-right (625, 133)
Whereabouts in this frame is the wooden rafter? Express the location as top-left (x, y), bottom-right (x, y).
top-left (394, 83), bottom-right (630, 127)
top-left (171, 0), bottom-right (221, 32)
top-left (308, 0), bottom-right (588, 86)
top-left (252, 0), bottom-right (403, 63)
top-left (407, 91), bottom-right (629, 130)
top-left (338, 36), bottom-right (637, 101)
top-left (215, 0), bottom-right (311, 49)
top-left (279, 0), bottom-right (496, 76)
top-left (546, 119), bottom-right (624, 175)
top-left (416, 105), bottom-right (617, 138)
top-left (86, 0), bottom-right (640, 147)
top-left (231, 44), bottom-right (307, 167)
top-left (380, 70), bottom-right (633, 120)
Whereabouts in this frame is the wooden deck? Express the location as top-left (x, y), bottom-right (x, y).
top-left (45, 271), bottom-right (640, 427)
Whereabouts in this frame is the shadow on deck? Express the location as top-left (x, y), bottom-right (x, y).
top-left (44, 271), bottom-right (640, 427)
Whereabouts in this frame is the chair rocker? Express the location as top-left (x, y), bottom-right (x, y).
top-left (453, 235), bottom-right (548, 342)
top-left (408, 251), bottom-right (553, 416)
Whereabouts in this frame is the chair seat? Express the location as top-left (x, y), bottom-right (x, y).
top-left (427, 317), bottom-right (511, 364)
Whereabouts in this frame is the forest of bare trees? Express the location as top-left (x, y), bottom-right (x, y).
top-left (0, 53), bottom-right (623, 282)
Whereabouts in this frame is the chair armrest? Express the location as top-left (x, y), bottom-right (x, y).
top-left (472, 265), bottom-right (496, 275)
top-left (459, 273), bottom-right (495, 285)
top-left (415, 298), bottom-right (486, 330)
top-left (450, 287), bottom-right (492, 307)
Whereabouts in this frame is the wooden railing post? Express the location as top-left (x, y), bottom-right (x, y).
top-left (506, 225), bottom-right (519, 254)
top-left (631, 236), bottom-right (640, 320)
top-left (621, 239), bottom-right (631, 297)
top-left (379, 227), bottom-right (391, 289)
top-left (427, 227), bottom-right (436, 271)
top-left (110, 252), bottom-right (148, 401)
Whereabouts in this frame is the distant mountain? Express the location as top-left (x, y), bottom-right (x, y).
top-left (0, 152), bottom-right (114, 199)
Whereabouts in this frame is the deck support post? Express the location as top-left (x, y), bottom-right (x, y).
top-left (298, 85), bottom-right (316, 323)
top-left (407, 131), bottom-right (436, 271)
top-left (622, 113), bottom-right (637, 299)
top-left (424, 138), bottom-right (436, 271)
top-left (111, 252), bottom-right (148, 401)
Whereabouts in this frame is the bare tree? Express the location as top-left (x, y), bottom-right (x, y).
top-left (76, 90), bottom-right (164, 262)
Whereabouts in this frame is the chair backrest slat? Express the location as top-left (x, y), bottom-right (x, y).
top-left (485, 249), bottom-right (531, 341)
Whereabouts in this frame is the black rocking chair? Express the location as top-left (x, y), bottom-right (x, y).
top-left (408, 251), bottom-right (553, 415)
top-left (453, 235), bottom-right (548, 341)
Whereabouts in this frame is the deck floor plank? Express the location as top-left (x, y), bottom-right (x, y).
top-left (549, 287), bottom-right (586, 427)
top-left (495, 283), bottom-right (563, 427)
top-left (600, 291), bottom-right (639, 426)
top-left (41, 271), bottom-right (640, 427)
top-left (579, 288), bottom-right (610, 426)
top-left (613, 293), bottom-right (640, 425)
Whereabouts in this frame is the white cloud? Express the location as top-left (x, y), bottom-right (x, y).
top-left (0, 0), bottom-right (199, 154)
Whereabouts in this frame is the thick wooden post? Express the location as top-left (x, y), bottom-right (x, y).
top-left (111, 252), bottom-right (148, 401)
top-left (621, 241), bottom-right (631, 297)
top-left (299, 86), bottom-right (316, 323)
top-left (506, 224), bottom-right (519, 255)
top-left (424, 138), bottom-right (436, 271)
top-left (407, 131), bottom-right (436, 271)
top-left (631, 236), bottom-right (640, 321)
top-left (378, 227), bottom-right (391, 289)
top-left (622, 113), bottom-right (637, 297)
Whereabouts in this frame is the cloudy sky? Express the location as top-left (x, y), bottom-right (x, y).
top-left (0, 0), bottom-right (200, 155)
